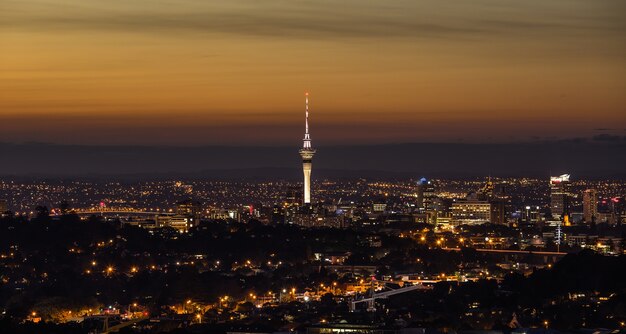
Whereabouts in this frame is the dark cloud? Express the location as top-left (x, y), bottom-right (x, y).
top-left (592, 134), bottom-right (626, 142)
top-left (2, 0), bottom-right (625, 40)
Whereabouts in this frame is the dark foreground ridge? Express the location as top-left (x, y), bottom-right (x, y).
top-left (1, 212), bottom-right (625, 333)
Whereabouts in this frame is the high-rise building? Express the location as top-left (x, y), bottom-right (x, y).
top-left (417, 178), bottom-right (435, 210)
top-left (416, 178), bottom-right (426, 208)
top-left (299, 93), bottom-right (316, 205)
top-left (488, 182), bottom-right (508, 225)
top-left (550, 174), bottom-right (570, 218)
top-left (490, 201), bottom-right (506, 225)
top-left (479, 177), bottom-right (494, 200)
top-left (583, 189), bottom-right (598, 223)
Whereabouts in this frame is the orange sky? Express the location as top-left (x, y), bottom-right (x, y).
top-left (1, 0), bottom-right (625, 145)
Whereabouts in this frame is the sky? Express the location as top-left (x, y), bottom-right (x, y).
top-left (1, 0), bottom-right (625, 146)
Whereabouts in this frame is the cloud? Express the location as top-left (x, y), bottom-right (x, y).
top-left (1, 0), bottom-right (624, 40)
top-left (592, 134), bottom-right (626, 142)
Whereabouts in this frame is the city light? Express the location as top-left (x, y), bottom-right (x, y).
top-left (0, 152), bottom-right (623, 332)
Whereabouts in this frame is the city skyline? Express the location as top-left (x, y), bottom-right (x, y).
top-left (2, 2), bottom-right (626, 333)
top-left (1, 174), bottom-right (624, 331)
top-left (2, 0), bottom-right (626, 145)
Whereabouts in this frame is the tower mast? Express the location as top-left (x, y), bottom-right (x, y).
top-left (299, 92), bottom-right (316, 205)
top-left (303, 92), bottom-right (311, 149)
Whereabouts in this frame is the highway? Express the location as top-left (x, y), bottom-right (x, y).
top-left (442, 247), bottom-right (567, 256)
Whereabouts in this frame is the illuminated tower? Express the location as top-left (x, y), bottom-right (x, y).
top-left (299, 92), bottom-right (316, 205)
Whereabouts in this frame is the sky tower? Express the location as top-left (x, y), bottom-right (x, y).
top-left (299, 92), bottom-right (316, 205)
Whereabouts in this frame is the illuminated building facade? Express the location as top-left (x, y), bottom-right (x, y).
top-left (176, 200), bottom-right (202, 223)
top-left (550, 174), bottom-right (570, 218)
top-left (451, 200), bottom-right (492, 223)
top-left (522, 205), bottom-right (542, 225)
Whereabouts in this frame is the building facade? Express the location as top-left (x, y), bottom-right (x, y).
top-left (583, 189), bottom-right (598, 223)
top-left (550, 174), bottom-right (570, 218)
top-left (451, 200), bottom-right (492, 223)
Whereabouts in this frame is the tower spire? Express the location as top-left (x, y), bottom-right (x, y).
top-left (303, 92), bottom-right (311, 149)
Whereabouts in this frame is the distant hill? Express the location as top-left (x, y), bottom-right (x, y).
top-left (0, 140), bottom-right (624, 180)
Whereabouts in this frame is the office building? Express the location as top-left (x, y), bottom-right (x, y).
top-left (451, 200), bottom-right (492, 223)
top-left (583, 189), bottom-right (598, 223)
top-left (175, 200), bottom-right (202, 226)
top-left (416, 178), bottom-right (435, 210)
top-left (550, 174), bottom-right (570, 218)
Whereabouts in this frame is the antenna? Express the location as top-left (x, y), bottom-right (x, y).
top-left (303, 92), bottom-right (312, 149)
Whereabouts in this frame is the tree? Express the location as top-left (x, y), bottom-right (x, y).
top-left (35, 205), bottom-right (50, 222)
top-left (59, 201), bottom-right (71, 215)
